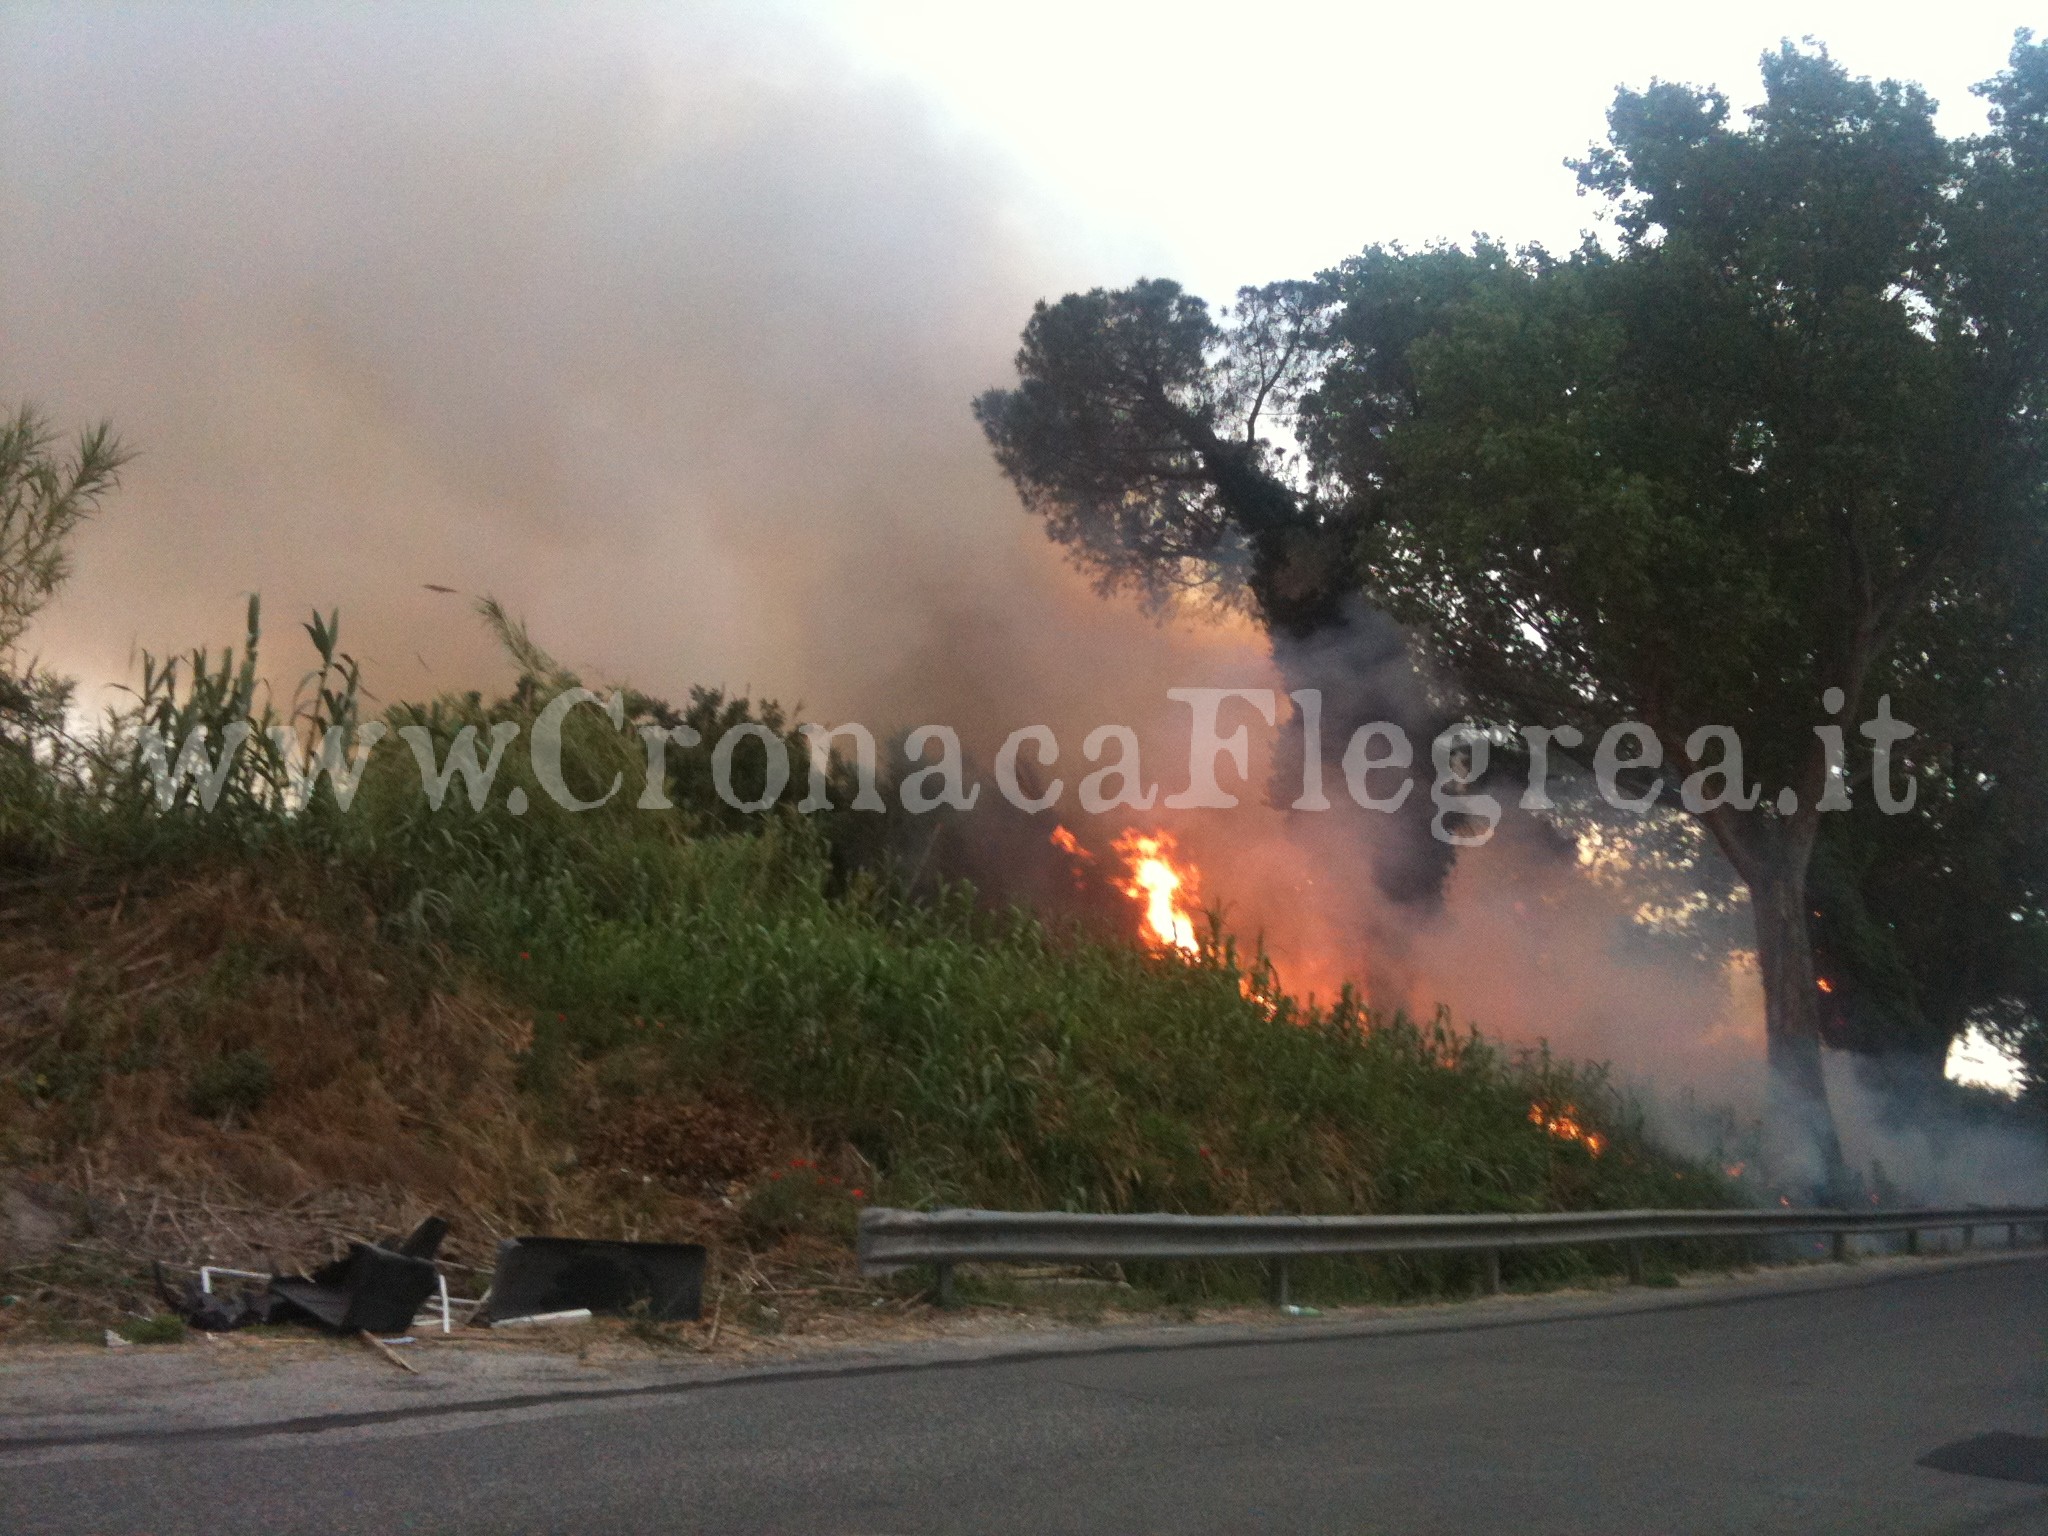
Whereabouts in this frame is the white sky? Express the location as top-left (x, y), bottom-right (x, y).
top-left (1947, 1023), bottom-right (2027, 1096)
top-left (825, 1), bottom-right (2040, 302)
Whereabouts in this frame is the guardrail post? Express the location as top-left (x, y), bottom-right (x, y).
top-left (1482, 1249), bottom-right (1501, 1296)
top-left (1963, 1224), bottom-right (1975, 1251)
top-left (1268, 1259), bottom-right (1291, 1309)
top-left (1625, 1241), bottom-right (1644, 1285)
top-left (1906, 1228), bottom-right (1921, 1256)
top-left (933, 1262), bottom-right (955, 1308)
top-left (1831, 1230), bottom-right (1847, 1263)
top-left (2011, 1222), bottom-right (2021, 1248)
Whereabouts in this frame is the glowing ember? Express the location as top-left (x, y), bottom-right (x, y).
top-left (1113, 829), bottom-right (1201, 955)
top-left (1816, 977), bottom-right (1834, 994)
top-left (1049, 824), bottom-right (1091, 861)
top-left (1529, 1102), bottom-right (1607, 1156)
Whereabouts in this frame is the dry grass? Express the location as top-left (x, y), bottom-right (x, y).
top-left (0, 857), bottom-right (847, 1331)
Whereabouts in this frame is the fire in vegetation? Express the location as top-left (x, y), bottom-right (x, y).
top-left (1051, 825), bottom-right (1285, 1015)
top-left (1529, 1101), bottom-right (1607, 1156)
top-left (1048, 823), bottom-right (1205, 955)
top-left (1816, 977), bottom-right (1834, 994)
top-left (1112, 829), bottom-right (1202, 956)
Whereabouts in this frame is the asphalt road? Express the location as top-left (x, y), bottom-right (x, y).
top-left (5, 1257), bottom-right (2046, 1535)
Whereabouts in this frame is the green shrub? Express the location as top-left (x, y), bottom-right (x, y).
top-left (736, 1161), bottom-right (866, 1246)
top-left (117, 1314), bottom-right (188, 1344)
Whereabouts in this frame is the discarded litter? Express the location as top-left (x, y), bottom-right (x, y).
top-left (1281, 1304), bottom-right (1322, 1318)
top-left (103, 1328), bottom-right (129, 1349)
top-left (157, 1263), bottom-right (284, 1332)
top-left (490, 1308), bottom-right (593, 1328)
top-left (272, 1240), bottom-right (440, 1335)
top-left (478, 1237), bottom-right (705, 1324)
top-left (160, 1219), bottom-right (705, 1340)
top-left (159, 1215), bottom-right (450, 1336)
top-left (395, 1217), bottom-right (451, 1261)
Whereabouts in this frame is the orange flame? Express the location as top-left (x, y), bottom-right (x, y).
top-left (1816, 977), bottom-right (1834, 994)
top-left (1113, 829), bottom-right (1201, 955)
top-left (1529, 1102), bottom-right (1607, 1156)
top-left (1049, 824), bottom-right (1091, 861)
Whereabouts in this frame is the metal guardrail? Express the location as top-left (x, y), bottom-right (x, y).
top-left (858, 1205), bottom-right (2048, 1306)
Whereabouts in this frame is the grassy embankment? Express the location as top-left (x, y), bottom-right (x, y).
top-left (0, 604), bottom-right (1734, 1340)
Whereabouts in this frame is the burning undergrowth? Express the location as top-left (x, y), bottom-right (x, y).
top-left (0, 603), bottom-right (1746, 1331)
top-left (0, 797), bottom-right (1739, 1335)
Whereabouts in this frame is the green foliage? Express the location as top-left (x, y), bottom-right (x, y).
top-left (1320, 40), bottom-right (2046, 794)
top-left (0, 403), bottom-right (129, 659)
top-left (360, 802), bottom-right (1710, 1220)
top-left (1808, 567), bottom-right (2048, 1062)
top-left (736, 1160), bottom-right (864, 1246)
top-left (116, 1314), bottom-right (188, 1345)
top-left (106, 595), bottom-right (286, 813)
top-left (973, 276), bottom-right (1339, 630)
top-left (0, 403), bottom-right (129, 865)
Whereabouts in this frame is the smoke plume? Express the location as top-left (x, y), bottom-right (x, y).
top-left (1, 3), bottom-right (1243, 746)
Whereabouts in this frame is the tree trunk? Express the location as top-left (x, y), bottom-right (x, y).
top-left (1704, 806), bottom-right (1848, 1202)
top-left (1742, 847), bottom-right (1849, 1201)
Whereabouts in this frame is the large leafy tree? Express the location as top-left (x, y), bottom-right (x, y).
top-left (974, 277), bottom-right (1348, 635)
top-left (977, 38), bottom-right (2048, 1179)
top-left (1809, 566), bottom-right (2048, 1078)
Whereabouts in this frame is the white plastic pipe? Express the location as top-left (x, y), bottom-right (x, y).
top-left (490, 1308), bottom-right (593, 1328)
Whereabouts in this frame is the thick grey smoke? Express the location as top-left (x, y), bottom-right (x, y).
top-left (0, 2), bottom-right (1236, 746)
top-left (1266, 601), bottom-right (1455, 908)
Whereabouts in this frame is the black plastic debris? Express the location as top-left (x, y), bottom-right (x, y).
top-left (160, 1216), bottom-right (449, 1335)
top-left (394, 1215), bottom-right (450, 1261)
top-left (480, 1237), bottom-right (705, 1323)
top-left (271, 1242), bottom-right (440, 1335)
top-left (154, 1262), bottom-right (290, 1333)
